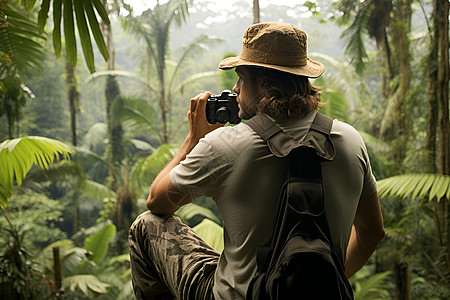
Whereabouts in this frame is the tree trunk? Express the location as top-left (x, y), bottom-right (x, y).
top-left (380, 0), bottom-right (412, 167)
top-left (394, 261), bottom-right (412, 300)
top-left (101, 1), bottom-right (128, 234)
top-left (160, 92), bottom-right (169, 144)
top-left (253, 0), bottom-right (260, 24)
top-left (105, 75), bottom-right (123, 190)
top-left (65, 61), bottom-right (79, 146)
top-left (437, 0), bottom-right (449, 175)
top-left (425, 0), bottom-right (439, 173)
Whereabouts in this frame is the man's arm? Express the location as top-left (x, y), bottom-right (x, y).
top-left (345, 191), bottom-right (385, 278)
top-left (146, 92), bottom-right (223, 215)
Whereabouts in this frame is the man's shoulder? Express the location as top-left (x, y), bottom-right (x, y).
top-left (206, 122), bottom-right (257, 141)
top-left (203, 122), bottom-right (264, 156)
top-left (331, 119), bottom-right (364, 140)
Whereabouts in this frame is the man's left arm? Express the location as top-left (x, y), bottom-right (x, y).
top-left (147, 92), bottom-right (223, 215)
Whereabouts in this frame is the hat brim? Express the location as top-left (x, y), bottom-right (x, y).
top-left (219, 56), bottom-right (324, 78)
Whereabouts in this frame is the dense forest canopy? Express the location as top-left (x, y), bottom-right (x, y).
top-left (0, 0), bottom-right (448, 299)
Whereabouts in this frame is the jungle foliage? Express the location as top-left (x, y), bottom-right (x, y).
top-left (0, 0), bottom-right (448, 299)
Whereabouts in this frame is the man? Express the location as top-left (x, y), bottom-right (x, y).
top-left (128, 22), bottom-right (385, 300)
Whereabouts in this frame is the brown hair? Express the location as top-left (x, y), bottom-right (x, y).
top-left (247, 67), bottom-right (323, 118)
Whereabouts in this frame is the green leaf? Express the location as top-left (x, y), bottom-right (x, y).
top-left (37, 0), bottom-right (50, 33)
top-left (193, 218), bottom-right (224, 253)
top-left (64, 274), bottom-right (110, 296)
top-left (26, 0), bottom-right (37, 14)
top-left (176, 203), bottom-right (222, 225)
top-left (74, 0), bottom-right (95, 72)
top-left (84, 223), bottom-right (116, 264)
top-left (0, 5), bottom-right (45, 76)
top-left (377, 173), bottom-right (450, 202)
top-left (0, 136), bottom-right (73, 209)
top-left (91, 0), bottom-right (110, 24)
top-left (351, 270), bottom-right (391, 299)
top-left (80, 179), bottom-right (117, 199)
top-left (52, 0), bottom-right (63, 57)
top-left (83, 0), bottom-right (108, 61)
top-left (63, 0), bottom-right (77, 67)
top-left (130, 144), bottom-right (177, 194)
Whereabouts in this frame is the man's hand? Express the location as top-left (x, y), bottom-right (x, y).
top-left (186, 92), bottom-right (224, 147)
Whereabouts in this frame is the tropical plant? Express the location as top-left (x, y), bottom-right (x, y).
top-left (0, 75), bottom-right (34, 138)
top-left (0, 0), bottom-right (110, 74)
top-left (0, 2), bottom-right (45, 77)
top-left (377, 173), bottom-right (450, 298)
top-left (0, 212), bottom-right (49, 299)
top-left (121, 0), bottom-right (223, 144)
top-left (39, 222), bottom-right (133, 299)
top-left (378, 173), bottom-right (450, 201)
top-left (350, 268), bottom-right (391, 300)
top-left (0, 136), bottom-right (73, 209)
top-left (0, 193), bottom-right (66, 247)
top-left (38, 0), bottom-right (110, 73)
top-left (192, 218), bottom-right (224, 252)
top-left (329, 0), bottom-right (414, 168)
top-left (74, 118), bottom-right (178, 239)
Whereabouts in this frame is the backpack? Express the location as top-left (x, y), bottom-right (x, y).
top-left (245, 112), bottom-right (354, 300)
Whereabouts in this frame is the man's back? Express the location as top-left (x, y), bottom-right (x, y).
top-left (170, 111), bottom-right (377, 299)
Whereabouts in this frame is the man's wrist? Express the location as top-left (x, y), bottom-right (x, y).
top-left (182, 134), bottom-right (200, 153)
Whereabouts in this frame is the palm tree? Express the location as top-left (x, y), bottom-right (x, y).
top-left (333, 0), bottom-right (413, 164)
top-left (253, 0), bottom-right (260, 24)
top-left (122, 0), bottom-right (192, 144)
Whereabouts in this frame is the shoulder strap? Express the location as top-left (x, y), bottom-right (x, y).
top-left (245, 112), bottom-right (335, 160)
top-left (247, 112), bottom-right (344, 267)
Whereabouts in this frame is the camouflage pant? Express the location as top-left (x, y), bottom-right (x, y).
top-left (128, 211), bottom-right (220, 300)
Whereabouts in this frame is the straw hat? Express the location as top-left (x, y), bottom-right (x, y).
top-left (219, 22), bottom-right (324, 78)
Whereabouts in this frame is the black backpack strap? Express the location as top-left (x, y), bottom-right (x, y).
top-left (246, 112), bottom-right (335, 160)
top-left (245, 112), bottom-right (342, 265)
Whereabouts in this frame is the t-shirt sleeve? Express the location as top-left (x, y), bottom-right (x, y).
top-left (170, 135), bottom-right (231, 199)
top-left (359, 137), bottom-right (378, 198)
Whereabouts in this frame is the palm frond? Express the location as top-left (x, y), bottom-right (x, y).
top-left (113, 96), bottom-right (161, 140)
top-left (84, 70), bottom-right (156, 94)
top-left (46, 0), bottom-right (110, 71)
top-left (167, 34), bottom-right (222, 91)
top-left (377, 173), bottom-right (450, 202)
top-left (0, 136), bottom-right (73, 209)
top-left (341, 0), bottom-right (373, 75)
top-left (171, 71), bottom-right (219, 97)
top-left (130, 144), bottom-right (177, 195)
top-left (0, 3), bottom-right (45, 77)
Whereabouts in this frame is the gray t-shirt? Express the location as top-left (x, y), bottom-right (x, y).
top-left (170, 111), bottom-right (377, 300)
